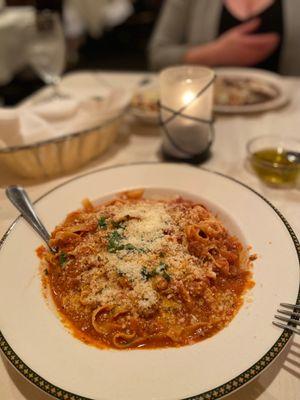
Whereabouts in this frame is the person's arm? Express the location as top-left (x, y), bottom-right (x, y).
top-left (183, 42), bottom-right (221, 66)
top-left (149, 4), bottom-right (279, 70)
top-left (148, 0), bottom-right (191, 70)
top-left (184, 18), bottom-right (279, 67)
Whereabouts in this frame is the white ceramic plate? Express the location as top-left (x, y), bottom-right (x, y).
top-left (213, 68), bottom-right (290, 114)
top-left (0, 163), bottom-right (299, 400)
top-left (131, 107), bottom-right (160, 125)
top-left (131, 82), bottom-right (160, 125)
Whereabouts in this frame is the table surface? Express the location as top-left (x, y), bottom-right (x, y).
top-left (0, 71), bottom-right (299, 400)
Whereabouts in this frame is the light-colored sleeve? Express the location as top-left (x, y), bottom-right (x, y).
top-left (148, 0), bottom-right (192, 70)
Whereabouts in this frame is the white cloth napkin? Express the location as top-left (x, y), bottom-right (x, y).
top-left (64, 0), bottom-right (133, 38)
top-left (0, 6), bottom-right (35, 85)
top-left (0, 88), bottom-right (130, 148)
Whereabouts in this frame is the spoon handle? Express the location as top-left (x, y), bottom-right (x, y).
top-left (6, 186), bottom-right (53, 252)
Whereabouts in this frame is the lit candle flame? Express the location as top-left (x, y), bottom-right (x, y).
top-left (182, 90), bottom-right (195, 106)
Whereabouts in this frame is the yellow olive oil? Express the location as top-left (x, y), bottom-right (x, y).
top-left (251, 148), bottom-right (300, 186)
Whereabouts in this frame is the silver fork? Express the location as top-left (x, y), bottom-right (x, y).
top-left (273, 303), bottom-right (300, 335)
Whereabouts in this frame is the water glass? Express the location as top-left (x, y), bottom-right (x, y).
top-left (27, 10), bottom-right (66, 98)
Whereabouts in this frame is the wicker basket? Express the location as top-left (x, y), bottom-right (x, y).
top-left (0, 115), bottom-right (122, 179)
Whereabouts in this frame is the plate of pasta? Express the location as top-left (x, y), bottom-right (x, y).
top-left (0, 163), bottom-right (299, 400)
top-left (131, 83), bottom-right (160, 124)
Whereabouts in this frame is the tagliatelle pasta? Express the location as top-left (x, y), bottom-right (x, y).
top-left (37, 190), bottom-right (254, 349)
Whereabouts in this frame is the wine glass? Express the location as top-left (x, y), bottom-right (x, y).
top-left (27, 10), bottom-right (66, 100)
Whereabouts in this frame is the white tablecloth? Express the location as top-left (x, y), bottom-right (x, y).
top-left (0, 71), bottom-right (299, 400)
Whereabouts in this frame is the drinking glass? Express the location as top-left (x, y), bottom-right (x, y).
top-left (27, 10), bottom-right (66, 99)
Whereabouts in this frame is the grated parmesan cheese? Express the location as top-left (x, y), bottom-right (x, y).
top-left (76, 200), bottom-right (220, 311)
top-left (116, 203), bottom-right (172, 252)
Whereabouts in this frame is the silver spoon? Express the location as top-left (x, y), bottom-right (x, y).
top-left (6, 185), bottom-right (55, 253)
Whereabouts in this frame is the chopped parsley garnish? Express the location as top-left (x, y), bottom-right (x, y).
top-left (140, 262), bottom-right (171, 281)
top-left (107, 230), bottom-right (123, 253)
top-left (98, 216), bottom-right (107, 229)
top-left (59, 252), bottom-right (68, 267)
top-left (111, 231), bottom-right (122, 240)
top-left (138, 247), bottom-right (148, 254)
top-left (141, 266), bottom-right (155, 281)
top-left (112, 220), bottom-right (125, 229)
top-left (123, 243), bottom-right (136, 251)
top-left (107, 230), bottom-right (146, 254)
top-left (162, 271), bottom-right (171, 281)
top-left (124, 243), bottom-right (147, 252)
top-left (156, 262), bottom-right (171, 281)
top-left (156, 262), bottom-right (168, 273)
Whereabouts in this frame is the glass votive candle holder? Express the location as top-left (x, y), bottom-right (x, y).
top-left (159, 66), bottom-right (215, 163)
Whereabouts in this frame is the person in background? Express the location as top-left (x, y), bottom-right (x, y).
top-left (148, 0), bottom-right (300, 75)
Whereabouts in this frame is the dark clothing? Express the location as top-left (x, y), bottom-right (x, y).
top-left (218, 0), bottom-right (284, 72)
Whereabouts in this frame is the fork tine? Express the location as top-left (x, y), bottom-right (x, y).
top-left (277, 309), bottom-right (300, 318)
top-left (273, 322), bottom-right (300, 335)
top-left (275, 315), bottom-right (300, 326)
top-left (280, 303), bottom-right (300, 310)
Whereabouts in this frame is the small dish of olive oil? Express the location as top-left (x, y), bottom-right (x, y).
top-left (247, 136), bottom-right (300, 188)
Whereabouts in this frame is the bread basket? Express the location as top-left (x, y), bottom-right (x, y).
top-left (0, 114), bottom-right (123, 179)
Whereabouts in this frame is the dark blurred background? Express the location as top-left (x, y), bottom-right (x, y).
top-left (1, 0), bottom-right (163, 105)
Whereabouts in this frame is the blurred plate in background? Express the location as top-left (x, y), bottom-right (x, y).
top-left (213, 68), bottom-right (290, 114)
top-left (131, 80), bottom-right (160, 124)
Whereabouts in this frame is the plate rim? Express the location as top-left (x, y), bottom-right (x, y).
top-left (0, 162), bottom-right (299, 400)
top-left (130, 107), bottom-right (160, 124)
